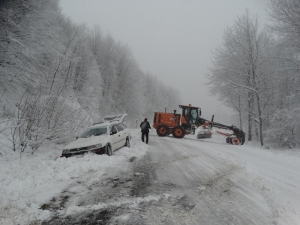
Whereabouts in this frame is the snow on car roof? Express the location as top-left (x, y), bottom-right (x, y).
top-left (103, 114), bottom-right (127, 123)
top-left (90, 122), bottom-right (115, 128)
top-left (90, 123), bottom-right (110, 128)
top-left (91, 114), bottom-right (128, 128)
top-left (90, 120), bottom-right (122, 128)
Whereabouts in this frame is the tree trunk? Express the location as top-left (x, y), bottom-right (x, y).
top-left (255, 92), bottom-right (264, 146)
top-left (239, 110), bottom-right (243, 131)
top-left (247, 92), bottom-right (253, 141)
top-left (254, 121), bottom-right (259, 142)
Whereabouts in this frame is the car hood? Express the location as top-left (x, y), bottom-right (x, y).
top-left (64, 135), bottom-right (108, 149)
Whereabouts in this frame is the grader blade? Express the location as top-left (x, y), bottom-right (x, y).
top-left (197, 130), bottom-right (212, 139)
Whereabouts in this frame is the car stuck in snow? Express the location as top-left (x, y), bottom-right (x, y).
top-left (61, 114), bottom-right (130, 157)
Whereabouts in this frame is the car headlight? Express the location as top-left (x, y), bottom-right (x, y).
top-left (87, 143), bottom-right (102, 150)
top-left (62, 149), bottom-right (70, 154)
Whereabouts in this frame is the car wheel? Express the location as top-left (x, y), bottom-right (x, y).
top-left (106, 144), bottom-right (113, 156)
top-left (125, 138), bottom-right (130, 148)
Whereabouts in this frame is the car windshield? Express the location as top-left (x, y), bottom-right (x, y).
top-left (79, 126), bottom-right (107, 138)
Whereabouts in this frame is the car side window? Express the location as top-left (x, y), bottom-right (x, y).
top-left (116, 124), bottom-right (124, 131)
top-left (111, 125), bottom-right (117, 133)
top-left (120, 123), bottom-right (127, 130)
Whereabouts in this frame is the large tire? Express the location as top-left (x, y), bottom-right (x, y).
top-left (156, 124), bottom-right (170, 137)
top-left (172, 126), bottom-right (185, 138)
top-left (240, 135), bottom-right (245, 145)
top-left (106, 144), bottom-right (113, 156)
top-left (232, 137), bottom-right (240, 145)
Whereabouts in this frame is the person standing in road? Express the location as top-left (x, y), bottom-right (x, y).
top-left (140, 118), bottom-right (151, 144)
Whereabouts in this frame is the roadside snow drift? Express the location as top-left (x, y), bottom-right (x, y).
top-left (0, 129), bottom-right (148, 225)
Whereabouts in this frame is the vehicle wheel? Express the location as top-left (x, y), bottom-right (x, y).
top-left (172, 126), bottom-right (185, 138)
top-left (156, 124), bottom-right (170, 137)
top-left (106, 144), bottom-right (113, 156)
top-left (232, 137), bottom-right (240, 145)
top-left (125, 138), bottom-right (130, 148)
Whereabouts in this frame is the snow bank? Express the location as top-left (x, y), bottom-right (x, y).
top-left (0, 129), bottom-right (147, 225)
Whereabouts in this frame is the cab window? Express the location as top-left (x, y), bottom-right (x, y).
top-left (183, 108), bottom-right (190, 117)
top-left (190, 109), bottom-right (198, 124)
top-left (191, 109), bottom-right (198, 120)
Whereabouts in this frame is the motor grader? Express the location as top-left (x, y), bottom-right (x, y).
top-left (153, 104), bottom-right (246, 145)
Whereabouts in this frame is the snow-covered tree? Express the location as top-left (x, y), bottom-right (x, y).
top-left (209, 11), bottom-right (278, 146)
top-left (0, 0), bottom-right (180, 152)
top-left (263, 0), bottom-right (300, 148)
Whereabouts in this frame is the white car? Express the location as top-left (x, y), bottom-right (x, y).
top-left (61, 114), bottom-right (130, 157)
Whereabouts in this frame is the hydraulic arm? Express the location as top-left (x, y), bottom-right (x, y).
top-left (196, 116), bottom-right (246, 145)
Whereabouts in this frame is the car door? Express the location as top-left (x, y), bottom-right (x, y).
top-left (120, 123), bottom-right (129, 145)
top-left (110, 125), bottom-right (119, 151)
top-left (116, 123), bottom-right (126, 147)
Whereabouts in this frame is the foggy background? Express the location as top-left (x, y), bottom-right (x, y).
top-left (59, 0), bottom-right (269, 123)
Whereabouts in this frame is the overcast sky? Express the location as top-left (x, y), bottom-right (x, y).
top-left (59, 0), bottom-right (270, 121)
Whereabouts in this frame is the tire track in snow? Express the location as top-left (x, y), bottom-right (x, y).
top-left (143, 135), bottom-right (285, 224)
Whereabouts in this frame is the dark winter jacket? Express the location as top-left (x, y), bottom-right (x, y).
top-left (140, 120), bottom-right (151, 133)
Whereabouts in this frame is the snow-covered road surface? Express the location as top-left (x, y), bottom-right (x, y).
top-left (1, 129), bottom-right (300, 224)
top-left (126, 133), bottom-right (300, 225)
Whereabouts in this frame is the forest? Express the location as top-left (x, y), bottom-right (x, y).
top-left (0, 0), bottom-right (179, 153)
top-left (1, 0), bottom-right (300, 154)
top-left (208, 0), bottom-right (300, 148)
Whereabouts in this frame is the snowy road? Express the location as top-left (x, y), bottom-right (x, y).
top-left (133, 134), bottom-right (300, 225)
top-left (41, 130), bottom-right (300, 225)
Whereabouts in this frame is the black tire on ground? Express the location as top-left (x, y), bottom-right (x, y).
top-left (125, 138), bottom-right (130, 147)
top-left (156, 124), bottom-right (170, 137)
top-left (240, 135), bottom-right (245, 145)
top-left (106, 144), bottom-right (113, 156)
top-left (226, 137), bottom-right (230, 143)
top-left (172, 126), bottom-right (185, 138)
